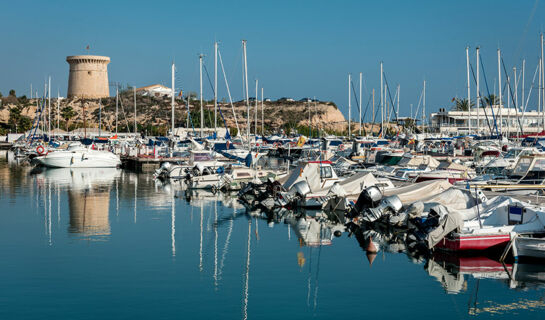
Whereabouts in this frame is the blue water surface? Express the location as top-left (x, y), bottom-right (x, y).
top-left (1, 151), bottom-right (544, 319)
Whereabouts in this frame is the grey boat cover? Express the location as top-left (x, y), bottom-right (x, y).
top-left (383, 180), bottom-right (452, 204)
top-left (426, 204), bottom-right (464, 249)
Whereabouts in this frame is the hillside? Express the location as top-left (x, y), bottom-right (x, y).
top-left (0, 93), bottom-right (349, 136)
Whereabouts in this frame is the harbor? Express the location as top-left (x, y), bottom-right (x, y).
top-left (3, 1), bottom-right (545, 319)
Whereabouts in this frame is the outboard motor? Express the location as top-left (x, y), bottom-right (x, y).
top-left (350, 186), bottom-right (383, 217)
top-left (276, 180), bottom-right (311, 208)
top-left (363, 195), bottom-right (403, 222)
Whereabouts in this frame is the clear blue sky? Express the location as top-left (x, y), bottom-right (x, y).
top-left (1, 0), bottom-right (544, 121)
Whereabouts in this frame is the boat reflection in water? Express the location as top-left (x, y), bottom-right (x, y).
top-left (34, 167), bottom-right (120, 240)
top-left (353, 225), bottom-right (545, 315)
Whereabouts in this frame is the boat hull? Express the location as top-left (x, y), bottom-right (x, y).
top-left (513, 236), bottom-right (545, 260)
top-left (35, 151), bottom-right (120, 168)
top-left (435, 233), bottom-right (511, 251)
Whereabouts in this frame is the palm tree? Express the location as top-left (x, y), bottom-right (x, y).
top-left (482, 94), bottom-right (498, 106)
top-left (452, 98), bottom-right (474, 111)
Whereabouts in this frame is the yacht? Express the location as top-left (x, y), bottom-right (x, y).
top-left (33, 142), bottom-right (121, 168)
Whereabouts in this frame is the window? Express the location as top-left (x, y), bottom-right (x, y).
top-left (320, 166), bottom-right (333, 179)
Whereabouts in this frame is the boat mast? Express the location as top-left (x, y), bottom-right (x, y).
top-left (200, 54), bottom-right (204, 138)
top-left (359, 72), bottom-right (362, 136)
top-left (48, 76), bottom-right (51, 138)
top-left (476, 47), bottom-right (480, 135)
top-left (57, 89), bottom-right (60, 131)
top-left (99, 98), bottom-right (102, 137)
top-left (171, 62), bottom-right (176, 138)
top-left (423, 80), bottom-right (426, 137)
top-left (133, 86), bottom-right (137, 135)
top-left (372, 88), bottom-right (375, 136)
top-left (541, 33), bottom-right (544, 132)
top-left (507, 74), bottom-right (510, 137)
top-left (261, 87), bottom-right (264, 136)
top-left (380, 62), bottom-right (384, 138)
top-left (255, 79), bottom-right (258, 137)
top-left (214, 42), bottom-right (218, 134)
top-left (218, 49), bottom-right (240, 135)
top-left (243, 40), bottom-right (250, 146)
top-left (498, 49), bottom-right (502, 136)
top-left (514, 67), bottom-right (518, 137)
top-left (348, 73), bottom-right (351, 137)
top-left (397, 84), bottom-right (400, 128)
top-left (115, 86), bottom-right (119, 134)
top-left (466, 46), bottom-right (471, 135)
top-left (308, 97), bottom-right (311, 137)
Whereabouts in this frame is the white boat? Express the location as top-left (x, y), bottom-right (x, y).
top-left (513, 234), bottom-right (545, 260)
top-left (33, 143), bottom-right (120, 168)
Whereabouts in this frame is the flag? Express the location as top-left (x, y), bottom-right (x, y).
top-left (86, 45), bottom-right (90, 50)
top-left (178, 89), bottom-right (183, 97)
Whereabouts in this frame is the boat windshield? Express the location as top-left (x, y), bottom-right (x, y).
top-left (512, 157), bottom-right (532, 176)
top-left (504, 149), bottom-right (521, 159)
top-left (531, 158), bottom-right (545, 171)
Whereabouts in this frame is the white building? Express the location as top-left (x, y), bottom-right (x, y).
top-left (136, 84), bottom-right (173, 98)
top-left (431, 105), bottom-right (545, 136)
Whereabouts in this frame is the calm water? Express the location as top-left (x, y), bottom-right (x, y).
top-left (1, 150), bottom-right (544, 319)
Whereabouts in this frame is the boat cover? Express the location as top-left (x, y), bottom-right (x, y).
top-left (383, 180), bottom-right (452, 204)
top-left (397, 155), bottom-right (440, 169)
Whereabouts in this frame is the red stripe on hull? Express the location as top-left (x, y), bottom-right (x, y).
top-left (435, 234), bottom-right (511, 251)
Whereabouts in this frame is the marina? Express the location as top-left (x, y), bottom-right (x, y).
top-left (3, 1), bottom-right (545, 319)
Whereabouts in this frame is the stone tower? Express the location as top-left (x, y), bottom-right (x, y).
top-left (66, 55), bottom-right (110, 99)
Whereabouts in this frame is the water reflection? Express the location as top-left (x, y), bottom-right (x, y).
top-left (33, 167), bottom-right (120, 240)
top-left (2, 152), bottom-right (545, 319)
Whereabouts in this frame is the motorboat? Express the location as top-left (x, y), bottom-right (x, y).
top-left (33, 142), bottom-right (120, 168)
top-left (512, 234), bottom-right (545, 260)
top-left (433, 198), bottom-right (545, 251)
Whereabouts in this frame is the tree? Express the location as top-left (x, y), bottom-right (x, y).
top-left (8, 89), bottom-right (15, 97)
top-left (8, 106), bottom-right (32, 132)
top-left (61, 106), bottom-right (76, 128)
top-left (0, 91), bottom-right (3, 98)
top-left (452, 98), bottom-right (474, 111)
top-left (482, 94), bottom-right (498, 106)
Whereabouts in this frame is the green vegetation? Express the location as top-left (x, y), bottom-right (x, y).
top-left (452, 98), bottom-right (474, 111)
top-left (8, 106), bottom-right (32, 133)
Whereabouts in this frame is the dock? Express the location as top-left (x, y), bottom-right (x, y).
top-left (121, 156), bottom-right (188, 172)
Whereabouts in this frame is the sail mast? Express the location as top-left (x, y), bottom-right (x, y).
top-left (466, 46), bottom-right (471, 135)
top-left (242, 40), bottom-right (250, 145)
top-left (214, 41), bottom-right (218, 133)
top-left (200, 54), bottom-right (204, 138)
top-left (348, 73), bottom-right (351, 137)
top-left (171, 62), bottom-right (175, 137)
top-left (476, 47), bottom-right (480, 134)
top-left (359, 72), bottom-right (362, 136)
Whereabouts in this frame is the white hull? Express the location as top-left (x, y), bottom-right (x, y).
top-left (513, 236), bottom-right (545, 260)
top-left (35, 150), bottom-right (120, 168)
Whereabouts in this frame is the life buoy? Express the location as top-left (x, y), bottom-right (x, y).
top-left (92, 144), bottom-right (97, 150)
top-left (274, 142), bottom-right (281, 148)
top-left (339, 144), bottom-right (345, 151)
top-left (36, 145), bottom-right (47, 156)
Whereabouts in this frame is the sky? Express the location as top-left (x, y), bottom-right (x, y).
top-left (1, 0), bottom-right (545, 121)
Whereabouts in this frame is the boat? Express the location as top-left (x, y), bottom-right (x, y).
top-left (433, 199), bottom-right (545, 251)
top-left (33, 142), bottom-right (120, 168)
top-left (512, 234), bottom-right (545, 260)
